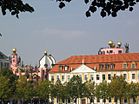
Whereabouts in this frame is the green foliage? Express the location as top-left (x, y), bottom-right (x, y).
top-left (0, 75), bottom-right (12, 99)
top-left (15, 76), bottom-right (28, 99)
top-left (95, 81), bottom-right (109, 102)
top-left (84, 80), bottom-right (95, 101)
top-left (108, 76), bottom-right (127, 103)
top-left (66, 75), bottom-right (84, 100)
top-left (126, 82), bottom-right (139, 99)
top-left (36, 80), bottom-right (51, 99)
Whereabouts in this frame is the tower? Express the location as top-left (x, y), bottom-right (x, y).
top-left (10, 48), bottom-right (21, 74)
top-left (38, 50), bottom-right (56, 80)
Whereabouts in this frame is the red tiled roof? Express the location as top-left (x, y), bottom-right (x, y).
top-left (50, 53), bottom-right (139, 73)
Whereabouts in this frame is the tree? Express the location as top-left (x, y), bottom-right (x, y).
top-left (36, 80), bottom-right (51, 103)
top-left (0, 0), bottom-right (138, 18)
top-left (57, 0), bottom-right (139, 17)
top-left (84, 80), bottom-right (95, 103)
top-left (66, 75), bottom-right (84, 104)
top-left (0, 0), bottom-right (34, 18)
top-left (126, 82), bottom-right (139, 104)
top-left (95, 81), bottom-right (109, 104)
top-left (0, 68), bottom-right (17, 103)
top-left (0, 75), bottom-right (13, 103)
top-left (15, 76), bottom-right (28, 104)
top-left (53, 79), bottom-right (66, 104)
top-left (109, 76), bottom-right (127, 104)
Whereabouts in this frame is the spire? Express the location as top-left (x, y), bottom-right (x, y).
top-left (82, 59), bottom-right (85, 64)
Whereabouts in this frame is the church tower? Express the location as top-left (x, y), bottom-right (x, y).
top-left (38, 50), bottom-right (56, 80)
top-left (10, 48), bottom-right (21, 74)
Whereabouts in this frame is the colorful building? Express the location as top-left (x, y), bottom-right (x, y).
top-left (10, 48), bottom-right (21, 74)
top-left (49, 41), bottom-right (139, 104)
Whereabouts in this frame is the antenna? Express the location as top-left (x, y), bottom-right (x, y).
top-left (125, 43), bottom-right (129, 53)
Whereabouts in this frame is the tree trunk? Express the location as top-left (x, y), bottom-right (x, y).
top-left (136, 96), bottom-right (138, 104)
top-left (127, 97), bottom-right (130, 104)
top-left (120, 97), bottom-right (123, 104)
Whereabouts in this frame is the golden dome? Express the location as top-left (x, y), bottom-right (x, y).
top-left (108, 40), bottom-right (113, 45)
top-left (12, 48), bottom-right (16, 52)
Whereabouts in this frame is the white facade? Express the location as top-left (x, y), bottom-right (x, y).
top-left (49, 64), bottom-right (139, 104)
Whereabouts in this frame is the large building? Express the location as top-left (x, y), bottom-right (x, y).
top-left (0, 51), bottom-right (10, 69)
top-left (49, 41), bottom-right (139, 104)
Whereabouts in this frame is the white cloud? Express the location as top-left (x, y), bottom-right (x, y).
top-left (41, 28), bottom-right (85, 39)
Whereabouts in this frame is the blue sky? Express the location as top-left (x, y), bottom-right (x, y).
top-left (0, 0), bottom-right (139, 66)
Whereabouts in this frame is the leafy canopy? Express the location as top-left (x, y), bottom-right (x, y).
top-left (57, 0), bottom-right (139, 17)
top-left (0, 0), bottom-right (34, 18)
top-left (0, 0), bottom-right (138, 18)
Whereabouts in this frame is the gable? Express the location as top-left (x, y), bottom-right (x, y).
top-left (0, 51), bottom-right (8, 59)
top-left (70, 64), bottom-right (96, 73)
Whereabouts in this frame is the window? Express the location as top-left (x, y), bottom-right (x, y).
top-left (110, 50), bottom-right (113, 53)
top-left (65, 65), bottom-right (69, 71)
top-left (90, 75), bottom-right (94, 80)
top-left (110, 63), bottom-right (115, 69)
top-left (118, 50), bottom-right (122, 53)
top-left (51, 76), bottom-right (54, 81)
top-left (97, 98), bottom-right (100, 102)
top-left (99, 64), bottom-right (104, 70)
top-left (132, 74), bottom-right (135, 79)
top-left (57, 75), bottom-right (60, 80)
top-left (114, 97), bottom-right (117, 103)
top-left (59, 65), bottom-right (63, 71)
top-left (102, 74), bottom-right (105, 80)
top-left (131, 63), bottom-right (136, 69)
top-left (105, 64), bottom-right (109, 69)
top-left (103, 99), bottom-right (106, 103)
top-left (124, 98), bottom-right (127, 103)
top-left (123, 63), bottom-right (128, 69)
top-left (68, 98), bottom-right (70, 103)
top-left (12, 59), bottom-right (15, 62)
top-left (123, 74), bottom-right (127, 79)
top-left (109, 98), bottom-right (111, 102)
top-left (67, 75), bottom-right (70, 81)
top-left (108, 74), bottom-right (111, 80)
top-left (96, 74), bottom-right (99, 80)
top-left (62, 75), bottom-right (64, 81)
top-left (84, 75), bottom-right (88, 81)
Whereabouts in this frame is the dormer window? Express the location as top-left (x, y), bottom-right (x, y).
top-left (105, 64), bottom-right (109, 69)
top-left (110, 63), bottom-right (115, 69)
top-left (123, 63), bottom-right (128, 69)
top-left (99, 64), bottom-right (104, 70)
top-left (131, 62), bottom-right (136, 69)
top-left (65, 65), bottom-right (69, 71)
top-left (59, 65), bottom-right (63, 71)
